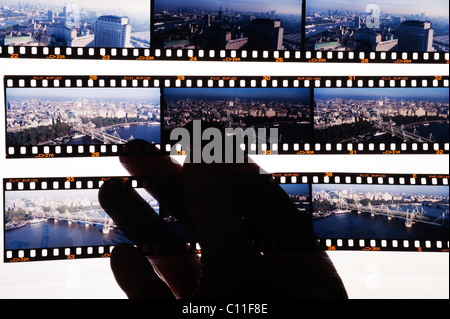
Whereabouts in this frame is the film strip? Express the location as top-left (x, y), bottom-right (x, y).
top-left (4, 75), bottom-right (449, 158)
top-left (0, 1), bottom-right (448, 63)
top-left (3, 173), bottom-right (448, 263)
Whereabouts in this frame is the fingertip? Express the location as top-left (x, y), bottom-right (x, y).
top-left (119, 139), bottom-right (183, 176)
top-left (110, 243), bottom-right (175, 299)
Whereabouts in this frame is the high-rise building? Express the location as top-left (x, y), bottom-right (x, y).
top-left (354, 16), bottom-right (361, 29)
top-left (398, 20), bottom-right (434, 52)
top-left (248, 19), bottom-right (284, 50)
top-left (94, 15), bottom-right (132, 48)
top-left (47, 10), bottom-right (54, 23)
top-left (204, 14), bottom-right (211, 27)
top-left (354, 29), bottom-right (398, 51)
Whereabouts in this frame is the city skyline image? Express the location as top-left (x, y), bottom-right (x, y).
top-left (155, 0), bottom-right (302, 16)
top-left (0, 0), bottom-right (150, 48)
top-left (153, 0), bottom-right (302, 50)
top-left (307, 0), bottom-right (449, 17)
top-left (312, 183), bottom-right (449, 240)
top-left (314, 87), bottom-right (449, 144)
top-left (163, 87), bottom-right (311, 144)
top-left (306, 0), bottom-right (449, 52)
top-left (6, 87), bottom-right (161, 147)
top-left (313, 183), bottom-right (449, 197)
top-left (4, 188), bottom-right (158, 250)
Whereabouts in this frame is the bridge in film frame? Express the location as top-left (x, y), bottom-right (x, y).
top-left (376, 119), bottom-right (439, 143)
top-left (72, 123), bottom-right (132, 144)
top-left (26, 206), bottom-right (116, 234)
top-left (335, 198), bottom-right (448, 228)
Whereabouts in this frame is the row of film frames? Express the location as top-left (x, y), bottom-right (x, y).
top-left (0, 1), bottom-right (448, 63)
top-left (3, 173), bottom-right (449, 263)
top-left (4, 75), bottom-right (449, 158)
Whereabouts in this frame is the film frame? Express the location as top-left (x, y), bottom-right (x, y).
top-left (274, 172), bottom-right (449, 253)
top-left (4, 75), bottom-right (449, 159)
top-left (0, 1), bottom-right (448, 63)
top-left (3, 173), bottom-right (448, 263)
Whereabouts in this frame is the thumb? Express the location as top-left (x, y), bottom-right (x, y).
top-left (110, 243), bottom-right (175, 299)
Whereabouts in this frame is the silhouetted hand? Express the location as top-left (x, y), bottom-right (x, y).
top-left (99, 139), bottom-right (348, 299)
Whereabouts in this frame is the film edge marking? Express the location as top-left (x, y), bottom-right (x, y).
top-left (2, 45), bottom-right (449, 63)
top-left (5, 142), bottom-right (450, 158)
top-left (4, 238), bottom-right (449, 263)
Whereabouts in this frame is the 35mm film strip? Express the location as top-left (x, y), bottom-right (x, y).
top-left (3, 173), bottom-right (449, 263)
top-left (0, 0), bottom-right (448, 63)
top-left (4, 75), bottom-right (449, 158)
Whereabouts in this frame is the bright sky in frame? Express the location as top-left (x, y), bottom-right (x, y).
top-left (155, 0), bottom-right (302, 16)
top-left (307, 0), bottom-right (449, 17)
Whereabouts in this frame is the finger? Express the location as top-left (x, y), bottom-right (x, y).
top-left (110, 243), bottom-right (175, 299)
top-left (227, 173), bottom-right (348, 298)
top-left (98, 179), bottom-right (180, 245)
top-left (182, 162), bottom-right (262, 256)
top-left (120, 139), bottom-right (183, 176)
top-left (233, 177), bottom-right (314, 245)
top-left (147, 254), bottom-right (202, 299)
top-left (262, 250), bottom-right (348, 299)
top-left (100, 179), bottom-right (202, 299)
top-left (182, 162), bottom-right (275, 299)
top-left (119, 139), bottom-right (197, 237)
top-left (168, 119), bottom-right (314, 245)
